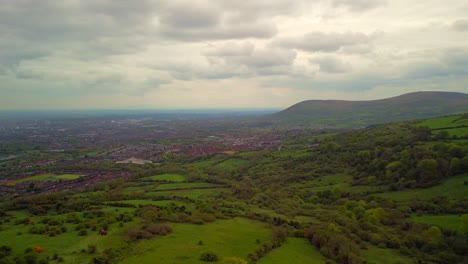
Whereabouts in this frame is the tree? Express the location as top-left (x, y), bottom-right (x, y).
top-left (417, 159), bottom-right (438, 182)
top-left (200, 252), bottom-right (219, 262)
top-left (425, 226), bottom-right (443, 243)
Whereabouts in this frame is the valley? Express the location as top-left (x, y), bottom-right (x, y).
top-left (0, 107), bottom-right (467, 264)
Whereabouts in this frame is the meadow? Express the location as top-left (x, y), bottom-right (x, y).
top-left (139, 173), bottom-right (187, 183)
top-left (120, 218), bottom-right (270, 264)
top-left (376, 174), bottom-right (468, 201)
top-left (411, 214), bottom-right (464, 231)
top-left (256, 238), bottom-right (329, 264)
top-left (3, 173), bottom-right (83, 186)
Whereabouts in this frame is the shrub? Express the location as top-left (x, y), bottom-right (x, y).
top-left (200, 251), bottom-right (219, 262)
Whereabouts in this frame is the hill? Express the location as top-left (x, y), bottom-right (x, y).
top-left (271, 91), bottom-right (468, 126)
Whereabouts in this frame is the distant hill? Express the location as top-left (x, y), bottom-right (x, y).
top-left (271, 91), bottom-right (468, 127)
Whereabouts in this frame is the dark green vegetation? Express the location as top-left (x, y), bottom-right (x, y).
top-left (272, 91), bottom-right (468, 127)
top-left (1, 113), bottom-right (468, 264)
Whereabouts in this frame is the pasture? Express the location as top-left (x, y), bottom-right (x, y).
top-left (3, 173), bottom-right (83, 186)
top-left (120, 218), bottom-right (271, 264)
top-left (256, 238), bottom-right (329, 264)
top-left (411, 214), bottom-right (463, 231)
top-left (0, 212), bottom-right (132, 264)
top-left (364, 246), bottom-right (413, 264)
top-left (139, 173), bottom-right (187, 183)
top-left (376, 174), bottom-right (468, 201)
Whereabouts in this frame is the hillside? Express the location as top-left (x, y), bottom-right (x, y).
top-left (272, 91), bottom-right (468, 126)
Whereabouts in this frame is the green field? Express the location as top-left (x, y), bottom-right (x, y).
top-left (106, 199), bottom-right (188, 207)
top-left (154, 182), bottom-right (223, 191)
top-left (364, 246), bottom-right (413, 264)
top-left (216, 158), bottom-right (250, 171)
top-left (140, 173), bottom-right (187, 183)
top-left (376, 174), bottom-right (468, 201)
top-left (411, 214), bottom-right (463, 231)
top-left (4, 173), bottom-right (83, 186)
top-left (189, 159), bottom-right (218, 168)
top-left (257, 238), bottom-right (329, 264)
top-left (149, 188), bottom-right (228, 199)
top-left (418, 114), bottom-right (468, 136)
top-left (0, 215), bottom-right (130, 264)
top-left (419, 114), bottom-right (468, 129)
top-left (120, 218), bottom-right (271, 264)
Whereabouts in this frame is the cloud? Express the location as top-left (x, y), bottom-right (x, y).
top-left (158, 4), bottom-right (221, 29)
top-left (310, 56), bottom-right (352, 73)
top-left (159, 20), bottom-right (278, 41)
top-left (331, 0), bottom-right (387, 12)
top-left (405, 49), bottom-right (468, 79)
top-left (452, 19), bottom-right (468, 31)
top-left (275, 31), bottom-right (379, 52)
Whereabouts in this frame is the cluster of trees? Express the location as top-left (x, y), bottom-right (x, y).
top-left (335, 124), bottom-right (468, 188)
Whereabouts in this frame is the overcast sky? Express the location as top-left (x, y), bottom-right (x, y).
top-left (1, 0), bottom-right (468, 110)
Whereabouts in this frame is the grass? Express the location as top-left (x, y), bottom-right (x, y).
top-left (120, 218), bottom-right (271, 264)
top-left (257, 238), bottom-right (329, 264)
top-left (364, 246), bottom-right (413, 264)
top-left (148, 188), bottom-right (228, 200)
top-left (3, 173), bottom-right (83, 186)
top-left (418, 114), bottom-right (467, 129)
top-left (154, 182), bottom-right (223, 191)
top-left (107, 199), bottom-right (188, 207)
top-left (411, 214), bottom-right (463, 231)
top-left (0, 213), bottom-right (132, 264)
top-left (376, 174), bottom-right (468, 201)
top-left (140, 173), bottom-right (187, 183)
top-left (189, 159), bottom-right (218, 168)
top-left (418, 114), bottom-right (468, 136)
top-left (216, 158), bottom-right (250, 171)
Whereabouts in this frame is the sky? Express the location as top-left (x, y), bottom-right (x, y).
top-left (1, 0), bottom-right (468, 110)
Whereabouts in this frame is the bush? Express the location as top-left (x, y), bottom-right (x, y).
top-left (200, 251), bottom-right (219, 262)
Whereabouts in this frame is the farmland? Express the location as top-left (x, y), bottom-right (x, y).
top-left (0, 112), bottom-right (467, 264)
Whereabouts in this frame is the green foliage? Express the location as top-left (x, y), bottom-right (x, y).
top-left (200, 251), bottom-right (219, 262)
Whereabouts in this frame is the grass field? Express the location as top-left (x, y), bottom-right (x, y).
top-left (419, 114), bottom-right (468, 129)
top-left (106, 199), bottom-right (189, 207)
top-left (0, 214), bottom-right (131, 264)
top-left (364, 246), bottom-right (413, 264)
top-left (418, 114), bottom-right (468, 136)
top-left (149, 188), bottom-right (228, 199)
top-left (154, 182), bottom-right (223, 191)
top-left (189, 159), bottom-right (218, 168)
top-left (215, 158), bottom-right (250, 171)
top-left (411, 214), bottom-right (463, 231)
top-left (376, 174), bottom-right (468, 201)
top-left (140, 173), bottom-right (187, 183)
top-left (120, 218), bottom-right (271, 264)
top-left (3, 173), bottom-right (83, 186)
top-left (257, 238), bottom-right (329, 264)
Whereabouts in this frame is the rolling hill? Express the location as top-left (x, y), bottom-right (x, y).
top-left (271, 91), bottom-right (468, 126)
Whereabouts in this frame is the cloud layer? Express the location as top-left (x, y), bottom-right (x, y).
top-left (1, 0), bottom-right (467, 109)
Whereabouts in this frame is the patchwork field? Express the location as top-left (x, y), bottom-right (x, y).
top-left (140, 173), bottom-right (187, 182)
top-left (364, 246), bottom-right (413, 264)
top-left (411, 214), bottom-right (464, 231)
top-left (3, 173), bottom-right (83, 186)
top-left (418, 114), bottom-right (468, 136)
top-left (256, 238), bottom-right (329, 264)
top-left (154, 182), bottom-right (224, 191)
top-left (0, 212), bottom-right (131, 264)
top-left (120, 218), bottom-right (271, 264)
top-left (149, 188), bottom-right (228, 199)
top-left (376, 174), bottom-right (468, 201)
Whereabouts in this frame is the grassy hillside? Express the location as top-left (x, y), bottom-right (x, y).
top-left (271, 91), bottom-right (468, 126)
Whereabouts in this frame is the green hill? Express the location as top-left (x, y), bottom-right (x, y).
top-left (271, 91), bottom-right (468, 126)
